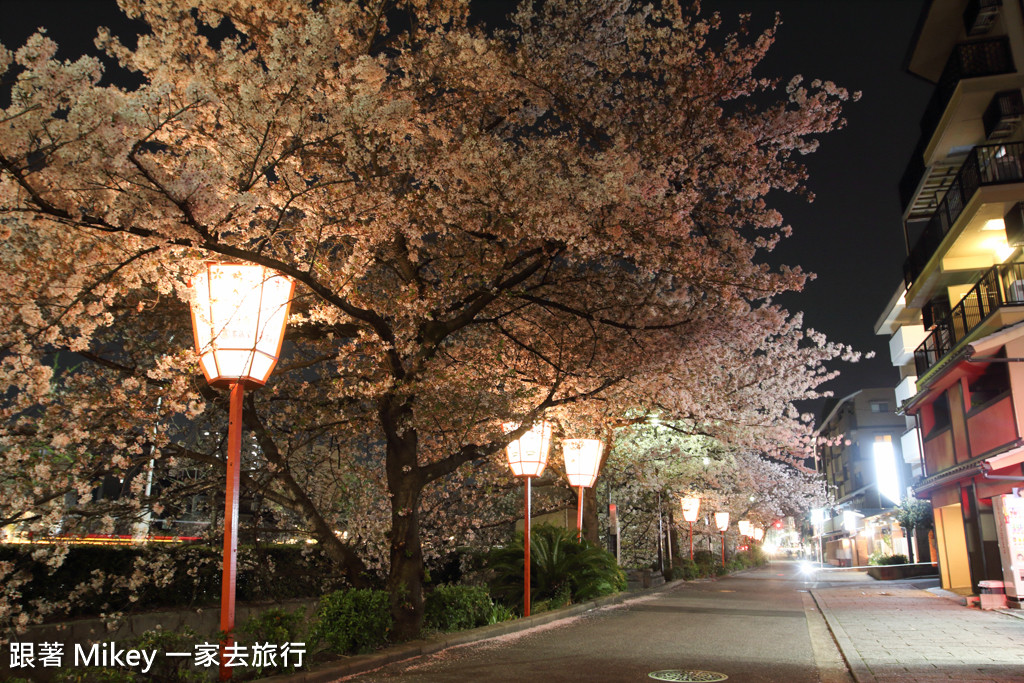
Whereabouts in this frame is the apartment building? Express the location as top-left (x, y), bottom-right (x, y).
top-left (814, 389), bottom-right (912, 566)
top-left (875, 0), bottom-right (1024, 602)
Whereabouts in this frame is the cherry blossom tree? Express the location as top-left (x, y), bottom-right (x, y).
top-left (0, 0), bottom-right (857, 637)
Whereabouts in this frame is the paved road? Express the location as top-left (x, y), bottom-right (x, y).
top-left (340, 561), bottom-right (850, 682)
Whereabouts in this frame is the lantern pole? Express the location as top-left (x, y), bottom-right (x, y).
top-left (688, 520), bottom-right (694, 561)
top-left (189, 263), bottom-right (294, 682)
top-left (576, 485), bottom-right (585, 543)
top-left (524, 476), bottom-right (532, 617)
top-left (721, 529), bottom-right (726, 567)
top-left (220, 381), bottom-right (244, 682)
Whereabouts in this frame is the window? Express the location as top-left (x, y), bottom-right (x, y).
top-left (968, 360), bottom-right (1010, 410)
top-left (869, 400), bottom-right (890, 414)
top-left (924, 391), bottom-right (951, 436)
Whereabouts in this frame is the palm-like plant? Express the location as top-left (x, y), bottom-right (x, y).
top-left (487, 524), bottom-right (626, 612)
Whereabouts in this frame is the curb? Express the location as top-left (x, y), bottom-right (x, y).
top-left (809, 589), bottom-right (876, 683)
top-left (258, 579), bottom-right (691, 682)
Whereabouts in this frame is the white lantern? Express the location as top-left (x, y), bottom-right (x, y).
top-left (504, 421), bottom-right (552, 478)
top-left (562, 438), bottom-right (603, 488)
top-left (738, 520), bottom-right (752, 537)
top-left (681, 496), bottom-right (700, 523)
top-left (753, 527), bottom-right (764, 542)
top-left (190, 263), bottom-right (294, 387)
top-left (715, 511), bottom-right (730, 532)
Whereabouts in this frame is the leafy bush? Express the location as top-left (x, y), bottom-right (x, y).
top-left (241, 607), bottom-right (308, 676)
top-left (53, 628), bottom-right (203, 683)
top-left (487, 602), bottom-right (517, 624)
top-left (692, 550), bottom-right (716, 567)
top-left (876, 554), bottom-right (909, 566)
top-left (424, 585), bottom-right (493, 632)
top-left (676, 559), bottom-right (701, 580)
top-left (0, 543), bottom-right (344, 624)
top-left (486, 525), bottom-right (625, 613)
top-left (312, 588), bottom-right (392, 654)
top-left (53, 669), bottom-right (135, 683)
top-left (128, 628), bottom-right (206, 682)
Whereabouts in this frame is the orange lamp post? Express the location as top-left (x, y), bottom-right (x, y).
top-left (504, 420), bottom-right (552, 618)
top-left (681, 496), bottom-right (700, 560)
top-left (562, 438), bottom-right (603, 542)
top-left (715, 512), bottom-right (730, 567)
top-left (189, 263), bottom-right (294, 681)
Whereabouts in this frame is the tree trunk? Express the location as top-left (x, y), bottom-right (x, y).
top-left (582, 483), bottom-right (599, 545)
top-left (668, 509), bottom-right (679, 564)
top-left (381, 396), bottom-right (426, 641)
top-left (387, 478), bottom-right (425, 641)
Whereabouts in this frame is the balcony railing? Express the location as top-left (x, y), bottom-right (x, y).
top-left (903, 141), bottom-right (1024, 289)
top-left (914, 260), bottom-right (1024, 376)
top-left (919, 36), bottom-right (1014, 145)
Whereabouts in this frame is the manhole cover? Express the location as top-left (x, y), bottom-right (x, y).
top-left (648, 671), bottom-right (728, 682)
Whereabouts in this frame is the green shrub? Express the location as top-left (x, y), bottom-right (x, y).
top-left (692, 550), bottom-right (716, 567)
top-left (53, 669), bottom-right (135, 683)
top-left (53, 628), bottom-right (203, 683)
top-left (869, 551), bottom-right (909, 566)
top-left (486, 525), bottom-right (625, 613)
top-left (241, 607), bottom-right (308, 675)
top-left (676, 558), bottom-right (701, 580)
top-left (424, 585), bottom-right (493, 632)
top-left (487, 602), bottom-right (517, 624)
top-left (0, 543), bottom-right (344, 625)
top-left (127, 628), bottom-right (206, 682)
top-left (312, 588), bottom-right (392, 654)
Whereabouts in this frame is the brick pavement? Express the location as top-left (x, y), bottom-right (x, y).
top-left (811, 579), bottom-right (1024, 683)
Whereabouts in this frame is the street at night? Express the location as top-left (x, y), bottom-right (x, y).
top-left (3, 1), bottom-right (1024, 682)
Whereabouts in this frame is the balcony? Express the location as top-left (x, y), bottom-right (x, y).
top-left (919, 36), bottom-right (1014, 147)
top-left (903, 141), bottom-right (1024, 289)
top-left (913, 259), bottom-right (1024, 376)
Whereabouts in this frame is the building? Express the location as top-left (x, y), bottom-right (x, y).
top-left (814, 389), bottom-right (913, 567)
top-left (875, 0), bottom-right (1024, 602)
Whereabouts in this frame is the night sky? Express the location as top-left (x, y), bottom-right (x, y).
top-left (0, 0), bottom-right (935, 419)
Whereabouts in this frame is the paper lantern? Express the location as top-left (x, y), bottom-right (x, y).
top-left (681, 497), bottom-right (701, 523)
top-left (563, 438), bottom-right (603, 488)
top-left (190, 263), bottom-right (294, 387)
top-left (715, 511), bottom-right (730, 531)
top-left (504, 421), bottom-right (552, 478)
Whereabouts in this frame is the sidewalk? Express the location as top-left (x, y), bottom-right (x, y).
top-left (810, 572), bottom-right (1024, 683)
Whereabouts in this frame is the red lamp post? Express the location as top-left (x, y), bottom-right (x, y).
top-left (681, 496), bottom-right (700, 561)
top-left (504, 420), bottom-right (552, 618)
top-left (715, 512), bottom-right (730, 567)
top-left (562, 438), bottom-right (602, 542)
top-left (189, 263), bottom-right (294, 681)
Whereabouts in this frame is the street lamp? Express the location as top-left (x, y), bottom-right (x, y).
top-left (563, 438), bottom-right (602, 542)
top-left (681, 496), bottom-right (700, 560)
top-left (738, 519), bottom-right (752, 537)
top-left (189, 262), bottom-right (294, 681)
top-left (715, 512), bottom-right (730, 567)
top-left (504, 420), bottom-right (552, 617)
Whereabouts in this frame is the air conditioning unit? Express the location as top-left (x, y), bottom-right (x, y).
top-left (983, 89), bottom-right (1024, 140)
top-left (921, 297), bottom-right (951, 331)
top-left (1005, 202), bottom-right (1024, 247)
top-left (964, 0), bottom-right (1002, 36)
